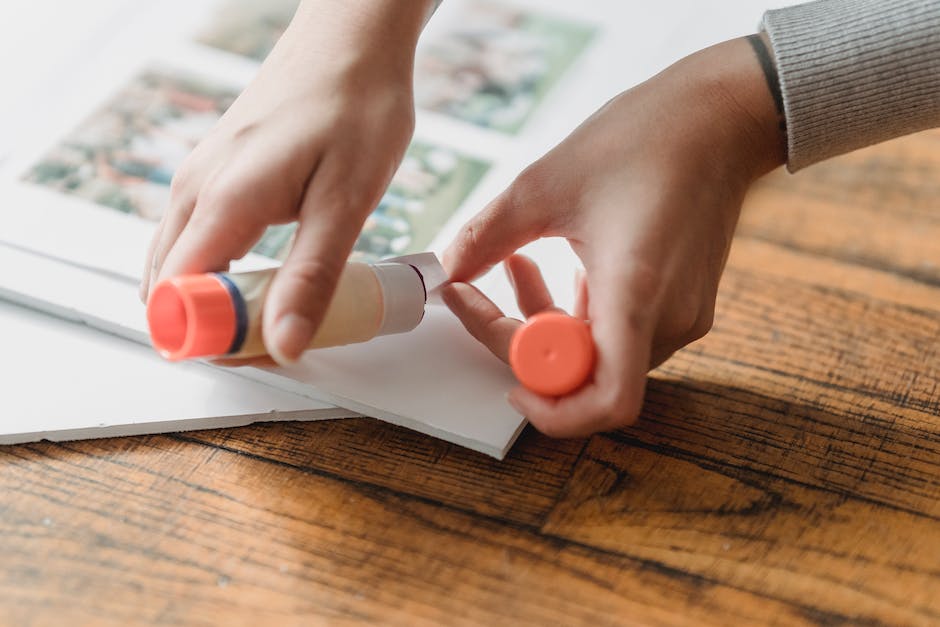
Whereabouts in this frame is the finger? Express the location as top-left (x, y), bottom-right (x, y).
top-left (152, 123), bottom-right (318, 292)
top-left (443, 168), bottom-right (555, 282)
top-left (141, 218), bottom-right (165, 302)
top-left (148, 182), bottom-right (199, 298)
top-left (573, 267), bottom-right (589, 320)
top-left (504, 254), bottom-right (562, 318)
top-left (156, 181), bottom-right (267, 283)
top-left (261, 155), bottom-right (384, 366)
top-left (441, 282), bottom-right (521, 364)
top-left (509, 264), bottom-right (658, 438)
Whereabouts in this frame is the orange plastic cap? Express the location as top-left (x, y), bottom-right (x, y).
top-left (509, 312), bottom-right (595, 397)
top-left (147, 274), bottom-right (236, 360)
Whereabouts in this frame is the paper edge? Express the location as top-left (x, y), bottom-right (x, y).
top-left (0, 407), bottom-right (359, 446)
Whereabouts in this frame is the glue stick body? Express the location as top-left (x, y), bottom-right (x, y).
top-left (147, 261), bottom-right (427, 361)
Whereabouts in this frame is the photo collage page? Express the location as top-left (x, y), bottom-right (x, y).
top-left (22, 0), bottom-right (596, 263)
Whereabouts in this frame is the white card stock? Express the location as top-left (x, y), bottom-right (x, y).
top-left (0, 0), bottom-right (788, 457)
top-left (0, 244), bottom-right (526, 458)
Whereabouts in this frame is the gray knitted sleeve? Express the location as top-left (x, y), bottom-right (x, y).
top-left (762, 0), bottom-right (940, 171)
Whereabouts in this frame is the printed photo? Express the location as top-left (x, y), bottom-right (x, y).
top-left (196, 0), bottom-right (299, 62)
top-left (251, 142), bottom-right (490, 262)
top-left (24, 69), bottom-right (236, 222)
top-left (415, 1), bottom-right (595, 134)
top-left (24, 68), bottom-right (489, 262)
top-left (355, 141), bottom-right (489, 260)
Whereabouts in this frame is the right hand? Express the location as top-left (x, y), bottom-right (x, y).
top-left (142, 0), bottom-right (436, 365)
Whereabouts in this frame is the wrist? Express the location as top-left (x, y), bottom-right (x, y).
top-left (287, 0), bottom-right (434, 79)
top-left (678, 36), bottom-right (788, 181)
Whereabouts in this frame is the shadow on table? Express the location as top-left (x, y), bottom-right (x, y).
top-left (606, 375), bottom-right (932, 513)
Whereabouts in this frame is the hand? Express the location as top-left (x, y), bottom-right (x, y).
top-left (142, 0), bottom-right (436, 365)
top-left (443, 253), bottom-right (590, 363)
top-left (443, 36), bottom-right (786, 438)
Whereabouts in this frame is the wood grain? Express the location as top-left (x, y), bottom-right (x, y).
top-left (1, 131), bottom-right (938, 625)
top-left (543, 436), bottom-right (940, 625)
top-left (738, 131), bottom-right (940, 286)
top-left (0, 434), bottom-right (832, 627)
top-left (176, 415), bottom-right (585, 527)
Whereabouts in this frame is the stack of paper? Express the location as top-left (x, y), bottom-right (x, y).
top-left (1, 0), bottom-right (781, 457)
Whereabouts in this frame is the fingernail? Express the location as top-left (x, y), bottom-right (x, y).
top-left (270, 314), bottom-right (315, 366)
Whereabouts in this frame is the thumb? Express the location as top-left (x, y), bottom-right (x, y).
top-left (443, 167), bottom-right (555, 282)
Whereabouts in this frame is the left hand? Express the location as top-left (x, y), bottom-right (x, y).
top-left (442, 36), bottom-right (786, 438)
top-left (442, 254), bottom-right (589, 364)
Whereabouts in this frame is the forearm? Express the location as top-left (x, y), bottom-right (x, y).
top-left (762, 0), bottom-right (940, 171)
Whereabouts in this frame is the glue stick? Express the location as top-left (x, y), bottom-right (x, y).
top-left (147, 260), bottom-right (428, 362)
top-left (509, 312), bottom-right (595, 397)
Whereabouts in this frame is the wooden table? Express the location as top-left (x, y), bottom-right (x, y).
top-left (2, 131), bottom-right (938, 626)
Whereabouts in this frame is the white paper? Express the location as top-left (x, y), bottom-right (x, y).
top-left (0, 244), bottom-right (526, 457)
top-left (0, 297), bottom-right (354, 445)
top-left (0, 0), bottom-right (789, 457)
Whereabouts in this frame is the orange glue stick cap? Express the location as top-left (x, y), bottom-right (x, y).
top-left (147, 274), bottom-right (238, 361)
top-left (509, 312), bottom-right (595, 397)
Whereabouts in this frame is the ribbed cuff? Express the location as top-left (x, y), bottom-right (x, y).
top-left (762, 0), bottom-right (940, 171)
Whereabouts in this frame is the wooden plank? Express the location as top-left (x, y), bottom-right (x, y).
top-left (543, 435), bottom-right (940, 626)
top-left (178, 416), bottom-right (584, 527)
top-left (629, 375), bottom-right (940, 518)
top-left (727, 237), bottom-right (940, 314)
top-left (704, 262), bottom-right (940, 416)
top-left (0, 436), bottom-right (855, 627)
top-left (758, 130), bottom-right (940, 217)
top-left (639, 238), bottom-right (940, 516)
top-left (738, 130), bottom-right (940, 286)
